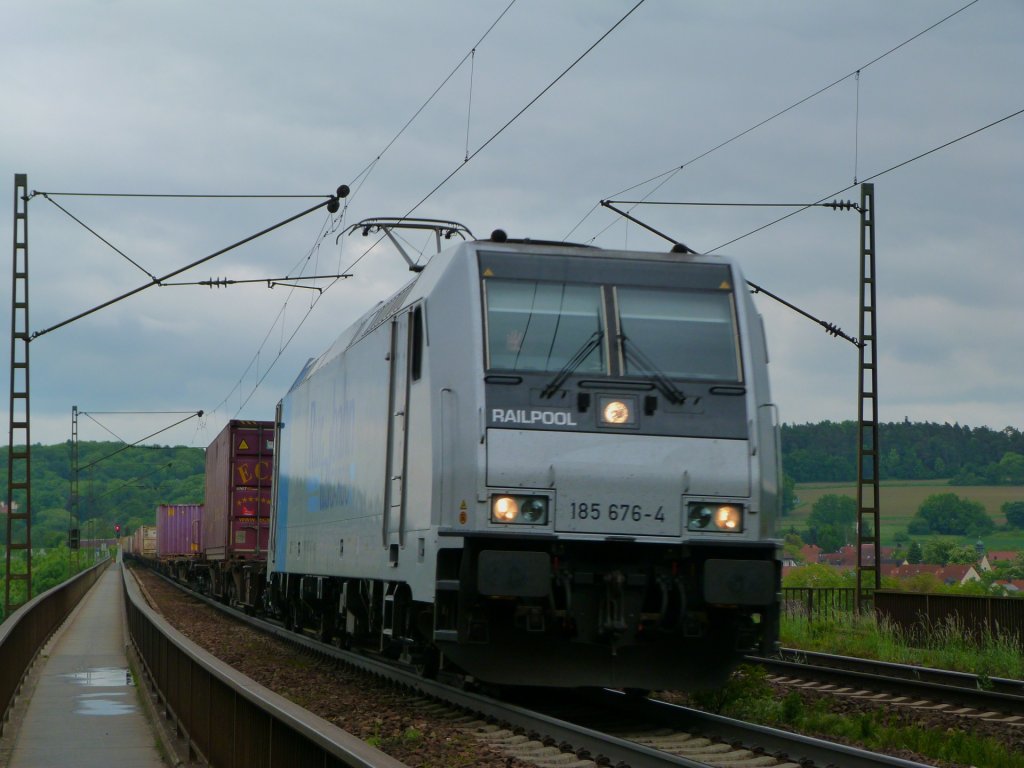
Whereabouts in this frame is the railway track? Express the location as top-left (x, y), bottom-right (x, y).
top-left (749, 648), bottom-right (1024, 723)
top-left (134, 565), bottom-right (936, 768)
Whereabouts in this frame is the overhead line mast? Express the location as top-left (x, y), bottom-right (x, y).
top-left (6, 174), bottom-right (32, 616)
top-left (856, 183), bottom-right (881, 607)
top-left (602, 186), bottom-right (883, 609)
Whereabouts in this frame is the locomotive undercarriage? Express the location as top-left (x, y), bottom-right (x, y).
top-left (435, 538), bottom-right (780, 689)
top-left (261, 538), bottom-right (778, 690)
top-left (264, 571), bottom-right (440, 674)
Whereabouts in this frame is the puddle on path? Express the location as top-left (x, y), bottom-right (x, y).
top-left (63, 667), bottom-right (134, 687)
top-left (75, 692), bottom-right (136, 716)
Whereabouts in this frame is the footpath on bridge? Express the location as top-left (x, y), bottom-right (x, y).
top-left (7, 560), bottom-right (166, 768)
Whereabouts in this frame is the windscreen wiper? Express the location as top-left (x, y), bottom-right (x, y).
top-left (620, 334), bottom-right (687, 405)
top-left (540, 330), bottom-right (604, 399)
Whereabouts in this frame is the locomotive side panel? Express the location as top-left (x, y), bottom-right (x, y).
top-left (274, 320), bottom-right (391, 579)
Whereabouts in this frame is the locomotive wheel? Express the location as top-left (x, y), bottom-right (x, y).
top-left (284, 600), bottom-right (298, 632)
top-left (414, 646), bottom-right (440, 679)
top-left (318, 611), bottom-right (335, 644)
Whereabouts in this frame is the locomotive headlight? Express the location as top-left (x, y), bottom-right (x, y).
top-left (522, 498), bottom-right (547, 523)
top-left (687, 503), bottom-right (743, 532)
top-left (490, 494), bottom-right (549, 525)
top-left (603, 399), bottom-right (630, 424)
top-left (492, 496), bottom-right (519, 522)
top-left (713, 505), bottom-right (741, 530)
top-left (599, 396), bottom-right (636, 426)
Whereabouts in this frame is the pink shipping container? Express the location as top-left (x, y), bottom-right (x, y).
top-left (203, 420), bottom-right (274, 562)
top-left (156, 504), bottom-right (203, 558)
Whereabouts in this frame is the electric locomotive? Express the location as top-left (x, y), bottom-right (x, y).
top-left (266, 222), bottom-right (781, 689)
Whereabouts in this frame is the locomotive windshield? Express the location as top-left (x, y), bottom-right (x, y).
top-left (617, 287), bottom-right (739, 381)
top-left (485, 280), bottom-right (606, 373)
top-left (483, 264), bottom-right (742, 383)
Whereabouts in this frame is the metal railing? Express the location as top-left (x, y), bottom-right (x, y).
top-left (782, 586), bottom-right (870, 622)
top-left (121, 566), bottom-right (408, 768)
top-left (0, 558), bottom-right (110, 732)
top-left (874, 590), bottom-right (1024, 648)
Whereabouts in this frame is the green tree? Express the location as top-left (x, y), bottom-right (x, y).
top-left (921, 539), bottom-right (977, 566)
top-left (1002, 501), bottom-right (1024, 529)
top-left (904, 572), bottom-right (944, 593)
top-left (781, 474), bottom-right (796, 516)
top-left (782, 563), bottom-right (852, 588)
top-left (807, 494), bottom-right (856, 549)
top-left (783, 531), bottom-right (804, 561)
top-left (908, 493), bottom-right (994, 537)
top-left (1001, 554), bottom-right (1024, 579)
top-left (815, 526), bottom-right (844, 554)
top-left (995, 452), bottom-right (1024, 484)
top-left (947, 545), bottom-right (982, 565)
top-left (906, 541), bottom-right (923, 564)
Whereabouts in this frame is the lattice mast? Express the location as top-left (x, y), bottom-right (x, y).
top-left (855, 182), bottom-right (880, 608)
top-left (6, 174), bottom-right (32, 615)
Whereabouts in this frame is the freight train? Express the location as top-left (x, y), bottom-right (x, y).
top-left (122, 420), bottom-right (274, 614)
top-left (124, 227), bottom-right (782, 690)
top-left (260, 226), bottom-right (783, 690)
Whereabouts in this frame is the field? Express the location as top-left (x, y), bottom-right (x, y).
top-left (787, 481), bottom-right (1024, 549)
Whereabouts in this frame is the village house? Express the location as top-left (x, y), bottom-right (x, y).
top-left (976, 550), bottom-right (1020, 572)
top-left (881, 563), bottom-right (981, 586)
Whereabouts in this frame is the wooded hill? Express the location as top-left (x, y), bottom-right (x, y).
top-left (782, 421), bottom-right (1024, 484)
top-left (1, 441), bottom-right (204, 548)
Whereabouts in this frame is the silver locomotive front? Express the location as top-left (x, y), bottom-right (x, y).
top-left (434, 244), bottom-right (781, 690)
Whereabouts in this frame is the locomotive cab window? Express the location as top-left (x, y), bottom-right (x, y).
top-left (484, 280), bottom-right (605, 373)
top-left (616, 287), bottom-right (741, 382)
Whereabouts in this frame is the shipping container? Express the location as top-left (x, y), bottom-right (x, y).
top-left (203, 420), bottom-right (274, 562)
top-left (156, 504), bottom-right (203, 558)
top-left (130, 525), bottom-right (157, 559)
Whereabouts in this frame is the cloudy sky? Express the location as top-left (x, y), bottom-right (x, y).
top-left (1, 0), bottom-right (1021, 450)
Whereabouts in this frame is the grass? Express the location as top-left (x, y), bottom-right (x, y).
top-left (781, 612), bottom-right (1024, 680)
top-left (787, 480), bottom-right (1024, 548)
top-left (694, 664), bottom-right (1023, 768)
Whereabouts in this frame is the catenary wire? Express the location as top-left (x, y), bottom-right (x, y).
top-left (209, 4), bottom-right (521, 419)
top-left (340, 0), bottom-right (646, 278)
top-left (79, 412), bottom-right (203, 472)
top-left (708, 107), bottom-right (1023, 253)
top-left (564, 0), bottom-right (981, 243)
top-left (346, 0), bottom-right (518, 201)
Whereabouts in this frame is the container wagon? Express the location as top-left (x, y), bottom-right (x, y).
top-left (131, 524), bottom-right (157, 561)
top-left (198, 420), bottom-right (275, 609)
top-left (155, 503), bottom-right (203, 581)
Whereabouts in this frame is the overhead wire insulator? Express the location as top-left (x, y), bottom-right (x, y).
top-left (825, 199), bottom-right (860, 212)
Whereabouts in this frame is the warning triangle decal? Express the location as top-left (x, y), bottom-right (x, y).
top-left (238, 439), bottom-right (249, 450)
top-left (719, 281), bottom-right (732, 290)
top-left (482, 268), bottom-right (494, 277)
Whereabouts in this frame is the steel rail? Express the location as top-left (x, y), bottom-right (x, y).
top-left (749, 648), bottom-right (1024, 716)
top-left (601, 690), bottom-right (933, 768)
top-left (142, 566), bottom-right (935, 768)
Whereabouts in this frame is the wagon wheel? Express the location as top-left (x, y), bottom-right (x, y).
top-left (284, 600), bottom-right (299, 632)
top-left (318, 610), bottom-right (335, 644)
